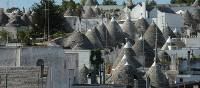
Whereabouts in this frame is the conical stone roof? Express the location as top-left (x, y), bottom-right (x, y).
top-left (135, 17), bottom-right (149, 35)
top-left (94, 5), bottom-right (101, 16)
top-left (162, 25), bottom-right (176, 40)
top-left (79, 64), bottom-right (89, 84)
top-left (113, 54), bottom-right (143, 86)
top-left (183, 10), bottom-right (193, 26)
top-left (193, 8), bottom-right (200, 22)
top-left (146, 58), bottom-right (169, 88)
top-left (107, 17), bottom-right (123, 45)
top-left (21, 13), bottom-right (31, 26)
top-left (173, 28), bottom-right (181, 38)
top-left (158, 51), bottom-right (171, 64)
top-left (85, 29), bottom-right (103, 49)
top-left (92, 27), bottom-right (103, 43)
top-left (192, 0), bottom-right (199, 7)
top-left (85, 0), bottom-right (96, 6)
top-left (0, 10), bottom-right (9, 26)
top-left (26, 10), bottom-right (32, 16)
top-left (97, 23), bottom-right (114, 47)
top-left (144, 21), bottom-right (165, 48)
top-left (126, 0), bottom-right (134, 9)
top-left (6, 15), bottom-right (26, 27)
top-left (29, 11), bottom-right (36, 23)
top-left (113, 39), bottom-right (137, 68)
top-left (83, 7), bottom-right (95, 18)
top-left (64, 8), bottom-right (74, 16)
top-left (9, 12), bottom-right (16, 19)
top-left (63, 31), bottom-right (94, 49)
top-left (113, 59), bottom-right (136, 87)
top-left (161, 37), bottom-right (172, 50)
top-left (133, 36), bottom-right (155, 67)
top-left (122, 16), bottom-right (137, 41)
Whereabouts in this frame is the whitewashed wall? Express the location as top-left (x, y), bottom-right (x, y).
top-left (64, 49), bottom-right (91, 70)
top-left (0, 46), bottom-right (80, 88)
top-left (154, 11), bottom-right (184, 32)
top-left (131, 2), bottom-right (148, 21)
top-left (183, 35), bottom-right (200, 48)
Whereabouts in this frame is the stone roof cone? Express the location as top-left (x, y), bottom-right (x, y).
top-left (183, 10), bottom-right (193, 26)
top-left (126, 0), bottom-right (134, 9)
top-left (94, 5), bottom-right (101, 16)
top-left (107, 17), bottom-right (124, 45)
top-left (193, 8), bottom-right (200, 22)
top-left (158, 51), bottom-right (171, 65)
top-left (113, 38), bottom-right (138, 68)
top-left (83, 7), bottom-right (95, 18)
top-left (97, 23), bottom-right (114, 47)
top-left (85, 28), bottom-right (103, 49)
top-left (0, 10), bottom-right (9, 26)
top-left (133, 36), bottom-right (155, 67)
top-left (79, 64), bottom-right (89, 84)
top-left (192, 0), bottom-right (199, 7)
top-left (144, 21), bottom-right (165, 48)
top-left (112, 49), bottom-right (144, 86)
top-left (64, 8), bottom-right (74, 16)
top-left (6, 15), bottom-right (26, 27)
top-left (162, 24), bottom-right (176, 40)
top-left (122, 13), bottom-right (137, 41)
top-left (146, 56), bottom-right (169, 88)
top-left (21, 13), bottom-right (31, 25)
top-left (173, 28), bottom-right (181, 38)
top-left (112, 56), bottom-right (136, 87)
top-left (161, 37), bottom-right (172, 50)
top-left (85, 0), bottom-right (96, 6)
top-left (146, 24), bottom-right (169, 87)
top-left (63, 31), bottom-right (94, 49)
top-left (135, 17), bottom-right (149, 35)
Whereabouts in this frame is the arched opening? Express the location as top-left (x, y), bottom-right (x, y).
top-left (36, 59), bottom-right (45, 78)
top-left (36, 59), bottom-right (44, 66)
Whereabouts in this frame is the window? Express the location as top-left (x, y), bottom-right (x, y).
top-left (179, 78), bottom-right (183, 82)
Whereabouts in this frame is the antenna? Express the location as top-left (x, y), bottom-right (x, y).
top-left (44, 0), bottom-right (47, 41)
top-left (154, 2), bottom-right (158, 63)
top-left (47, 0), bottom-right (50, 41)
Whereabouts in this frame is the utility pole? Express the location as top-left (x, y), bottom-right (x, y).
top-left (44, 0), bottom-right (47, 41)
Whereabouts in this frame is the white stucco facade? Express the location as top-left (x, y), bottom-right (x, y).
top-left (131, 2), bottom-right (148, 21)
top-left (153, 10), bottom-right (184, 32)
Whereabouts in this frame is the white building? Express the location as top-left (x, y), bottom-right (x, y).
top-left (153, 10), bottom-right (184, 32)
top-left (130, 2), bottom-right (148, 21)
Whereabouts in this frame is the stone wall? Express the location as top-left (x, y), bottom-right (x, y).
top-left (0, 66), bottom-right (48, 88)
top-left (72, 84), bottom-right (128, 88)
top-left (0, 47), bottom-right (18, 66)
top-left (0, 46), bottom-right (77, 88)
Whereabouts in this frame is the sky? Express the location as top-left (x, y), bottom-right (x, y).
top-left (0, 0), bottom-right (170, 10)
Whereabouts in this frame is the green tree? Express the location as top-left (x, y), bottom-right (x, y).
top-left (90, 49), bottom-right (104, 72)
top-left (31, 0), bottom-right (66, 39)
top-left (60, 1), bottom-right (82, 17)
top-left (0, 29), bottom-right (9, 42)
top-left (17, 27), bottom-right (32, 45)
top-left (6, 7), bottom-right (20, 13)
top-left (61, 1), bottom-right (77, 10)
top-left (90, 49), bottom-right (104, 84)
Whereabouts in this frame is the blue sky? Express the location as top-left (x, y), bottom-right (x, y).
top-left (0, 0), bottom-right (170, 10)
